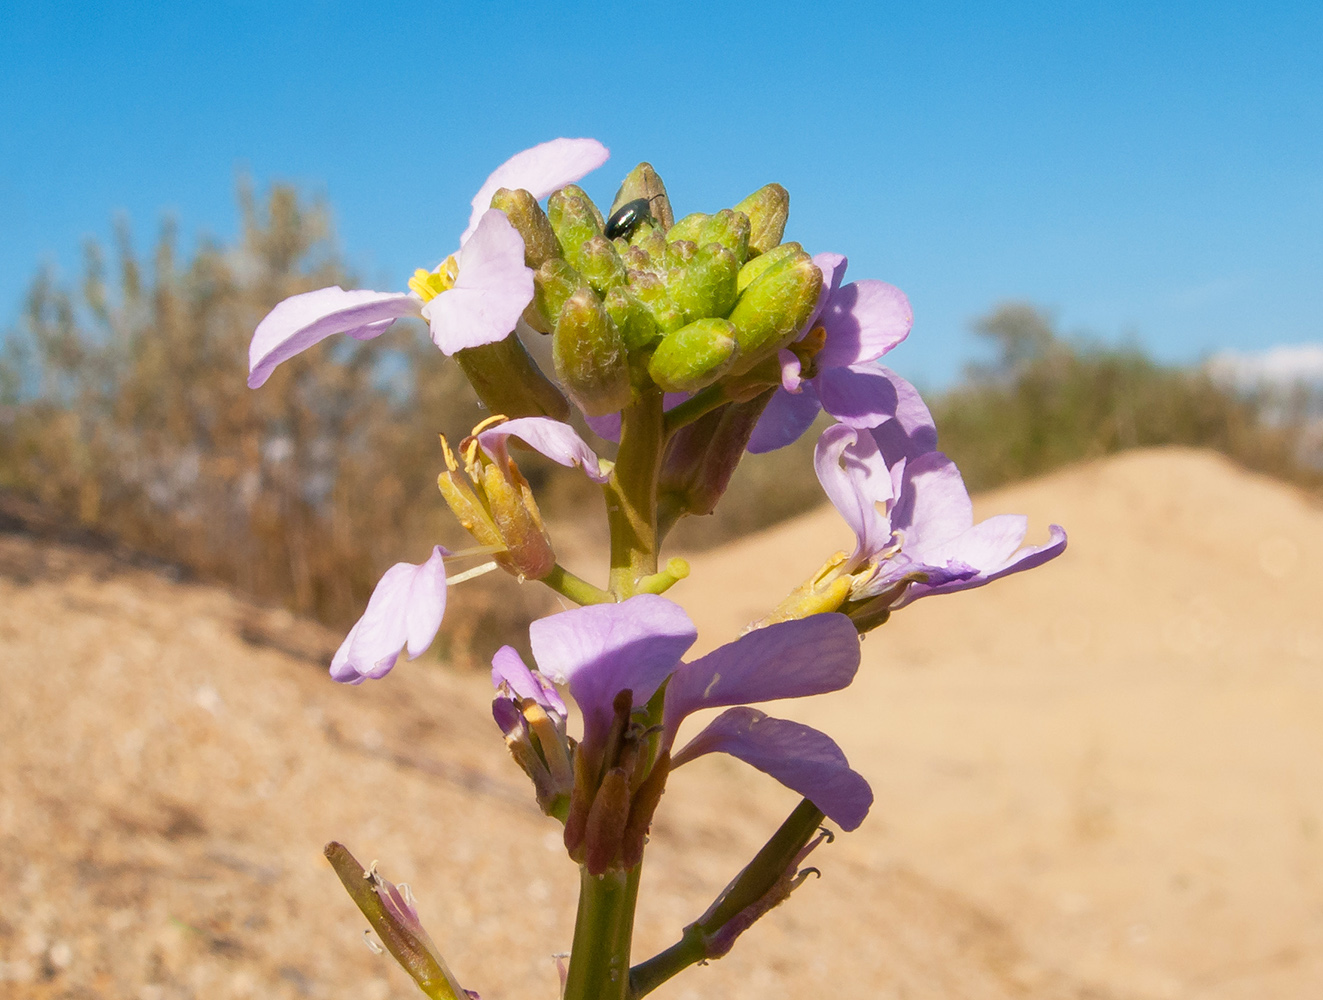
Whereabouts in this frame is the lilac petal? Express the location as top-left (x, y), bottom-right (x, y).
top-left (329, 546), bottom-right (449, 683)
top-left (476, 417), bottom-right (610, 483)
top-left (905, 524), bottom-right (1068, 603)
top-left (747, 383), bottom-right (822, 454)
top-left (816, 281), bottom-right (913, 369)
top-left (778, 348), bottom-right (804, 393)
top-left (663, 614), bottom-right (860, 738)
top-left (672, 708), bottom-right (873, 831)
top-left (491, 645), bottom-right (567, 716)
top-left (801, 252), bottom-right (849, 334)
top-left (464, 137), bottom-right (610, 243)
top-left (529, 596), bottom-right (697, 748)
top-left (869, 368), bottom-right (938, 463)
top-left (889, 451), bottom-right (975, 554)
top-left (424, 210), bottom-right (534, 354)
top-left (816, 364), bottom-right (901, 430)
top-left (248, 287), bottom-right (418, 388)
top-left (814, 423), bottom-right (894, 561)
top-left (492, 695), bottom-right (525, 737)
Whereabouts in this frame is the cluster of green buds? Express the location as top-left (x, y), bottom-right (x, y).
top-left (495, 163), bottom-right (823, 417)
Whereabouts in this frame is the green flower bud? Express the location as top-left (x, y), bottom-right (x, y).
top-left (635, 230), bottom-right (669, 269)
top-left (553, 287), bottom-right (632, 417)
top-left (532, 258), bottom-right (585, 332)
top-left (733, 183), bottom-right (789, 256)
top-left (576, 235), bottom-right (627, 295)
top-left (726, 250), bottom-right (822, 373)
top-left (453, 336), bottom-right (571, 421)
top-left (647, 318), bottom-right (739, 393)
top-left (547, 190), bottom-right (603, 260)
top-left (663, 239), bottom-right (697, 275)
top-left (604, 286), bottom-right (661, 353)
top-left (488, 187), bottom-right (560, 269)
top-left (557, 184), bottom-right (605, 229)
top-left (698, 209), bottom-right (752, 264)
top-left (627, 220), bottom-right (661, 246)
top-left (670, 243), bottom-right (739, 322)
top-left (609, 162), bottom-right (675, 230)
top-left (622, 244), bottom-right (653, 272)
top-left (627, 270), bottom-right (687, 334)
top-left (666, 212), bottom-right (709, 244)
top-left (736, 240), bottom-right (804, 293)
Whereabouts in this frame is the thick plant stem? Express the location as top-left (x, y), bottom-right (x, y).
top-left (604, 389), bottom-right (666, 597)
top-left (628, 799), bottom-right (826, 998)
top-left (563, 865), bottom-right (643, 1000)
top-left (542, 563), bottom-right (615, 606)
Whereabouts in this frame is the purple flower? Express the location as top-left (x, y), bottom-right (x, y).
top-left (247, 138), bottom-right (609, 388)
top-left (814, 412), bottom-right (1066, 609)
top-left (473, 416), bottom-right (611, 484)
top-left (330, 546), bottom-right (449, 684)
top-left (748, 253), bottom-right (912, 453)
top-left (500, 595), bottom-right (873, 830)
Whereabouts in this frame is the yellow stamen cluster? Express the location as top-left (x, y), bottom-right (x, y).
top-left (407, 255), bottom-right (461, 302)
top-left (789, 324), bottom-right (829, 379)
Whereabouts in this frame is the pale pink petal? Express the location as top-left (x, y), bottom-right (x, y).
top-left (476, 417), bottom-right (610, 483)
top-left (491, 645), bottom-right (567, 716)
top-left (816, 364), bottom-right (897, 430)
top-left (463, 138), bottom-right (610, 243)
top-left (329, 546), bottom-right (449, 683)
top-left (869, 367), bottom-right (939, 463)
top-left (423, 210), bottom-right (534, 354)
top-left (248, 287), bottom-right (418, 388)
top-left (672, 707), bottom-right (873, 831)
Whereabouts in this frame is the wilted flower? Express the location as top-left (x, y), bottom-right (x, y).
top-left (437, 416), bottom-right (611, 581)
top-left (748, 253), bottom-right (912, 453)
top-left (247, 138), bottom-right (609, 388)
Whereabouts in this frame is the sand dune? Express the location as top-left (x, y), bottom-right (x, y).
top-left (2, 447), bottom-right (1321, 999)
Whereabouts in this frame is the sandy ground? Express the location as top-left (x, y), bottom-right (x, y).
top-left (2, 447), bottom-right (1322, 999)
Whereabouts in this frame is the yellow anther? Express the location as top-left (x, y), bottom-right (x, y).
top-left (471, 414), bottom-right (509, 435)
top-left (790, 324), bottom-right (829, 378)
top-left (439, 434), bottom-right (460, 472)
top-left (407, 255), bottom-right (460, 302)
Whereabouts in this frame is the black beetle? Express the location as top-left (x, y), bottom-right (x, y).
top-left (604, 198), bottom-right (653, 240)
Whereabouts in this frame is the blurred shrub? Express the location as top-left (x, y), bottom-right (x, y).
top-left (933, 302), bottom-right (1323, 493)
top-left (0, 185), bottom-right (552, 646)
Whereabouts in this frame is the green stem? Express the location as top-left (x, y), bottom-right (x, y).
top-left (661, 383), bottom-right (729, 436)
top-left (604, 388), bottom-right (666, 597)
top-left (542, 563), bottom-right (615, 606)
top-left (563, 865), bottom-right (643, 1000)
top-left (628, 799), bottom-right (826, 998)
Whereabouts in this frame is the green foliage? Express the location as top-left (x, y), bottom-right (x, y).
top-left (934, 302), bottom-right (1322, 493)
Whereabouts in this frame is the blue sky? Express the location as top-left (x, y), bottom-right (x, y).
top-left (2, 1), bottom-right (1320, 387)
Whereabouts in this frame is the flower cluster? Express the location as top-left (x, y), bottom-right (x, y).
top-left (247, 137), bottom-right (1067, 1000)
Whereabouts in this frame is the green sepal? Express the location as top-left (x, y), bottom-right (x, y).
top-left (647, 318), bottom-right (739, 393)
top-left (663, 239), bottom-right (697, 276)
top-left (488, 187), bottom-right (561, 269)
top-left (726, 250), bottom-right (822, 373)
top-left (609, 162), bottom-right (675, 230)
top-left (736, 241), bottom-right (803, 293)
top-left (670, 243), bottom-right (739, 322)
top-left (553, 287), bottom-right (633, 417)
top-left (454, 335), bottom-right (571, 421)
top-left (733, 183), bottom-right (790, 256)
top-left (577, 235), bottom-right (628, 295)
top-left (605, 286), bottom-right (662, 353)
top-left (698, 209), bottom-right (752, 264)
top-left (666, 212), bottom-right (709, 244)
top-left (627, 270), bottom-right (687, 334)
top-left (558, 184), bottom-right (606, 229)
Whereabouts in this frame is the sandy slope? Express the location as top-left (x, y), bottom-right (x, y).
top-left (2, 447), bottom-right (1321, 999)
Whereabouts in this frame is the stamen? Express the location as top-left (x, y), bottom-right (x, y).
top-left (446, 561), bottom-right (502, 586)
top-left (363, 929), bottom-right (384, 954)
top-left (407, 256), bottom-right (460, 302)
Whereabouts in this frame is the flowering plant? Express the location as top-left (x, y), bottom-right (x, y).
top-left (249, 138), bottom-right (1065, 999)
